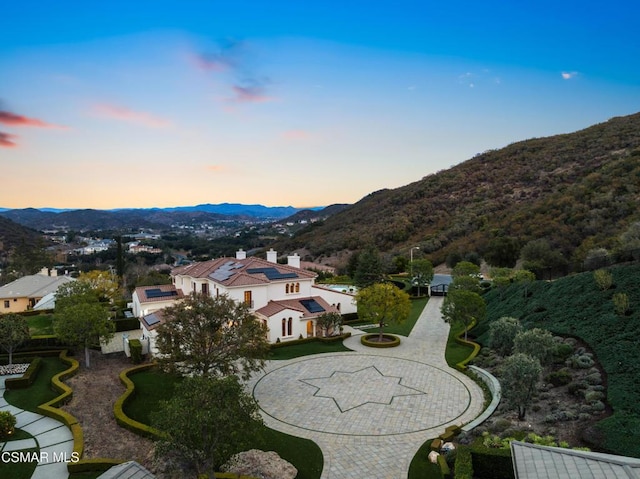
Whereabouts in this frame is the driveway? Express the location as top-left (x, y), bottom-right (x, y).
top-left (249, 297), bottom-right (485, 478)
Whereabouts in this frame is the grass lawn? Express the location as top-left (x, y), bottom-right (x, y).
top-left (125, 368), bottom-right (324, 479)
top-left (122, 369), bottom-right (182, 425)
top-left (4, 356), bottom-right (69, 412)
top-left (407, 439), bottom-right (448, 479)
top-left (27, 314), bottom-right (54, 336)
top-left (351, 296), bottom-right (429, 337)
top-left (268, 339), bottom-right (352, 360)
top-left (444, 321), bottom-right (477, 368)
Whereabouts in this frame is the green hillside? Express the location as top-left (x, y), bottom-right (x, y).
top-left (279, 112), bottom-right (640, 267)
top-left (477, 263), bottom-right (640, 457)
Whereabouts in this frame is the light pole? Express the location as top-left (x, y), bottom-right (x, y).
top-left (410, 246), bottom-right (420, 278)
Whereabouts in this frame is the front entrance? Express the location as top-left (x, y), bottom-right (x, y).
top-left (307, 321), bottom-right (315, 338)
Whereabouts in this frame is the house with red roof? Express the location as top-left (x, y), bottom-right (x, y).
top-left (133, 248), bottom-right (356, 350)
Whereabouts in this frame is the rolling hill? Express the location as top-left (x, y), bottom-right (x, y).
top-left (278, 112), bottom-right (640, 267)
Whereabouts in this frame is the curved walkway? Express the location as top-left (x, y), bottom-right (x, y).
top-left (249, 297), bottom-right (485, 479)
top-left (0, 375), bottom-right (73, 479)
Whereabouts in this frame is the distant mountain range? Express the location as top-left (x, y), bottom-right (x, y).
top-left (0, 203), bottom-right (328, 231)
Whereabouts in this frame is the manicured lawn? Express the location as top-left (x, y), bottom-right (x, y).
top-left (0, 445), bottom-right (38, 479)
top-left (408, 439), bottom-right (447, 479)
top-left (444, 321), bottom-right (477, 368)
top-left (125, 368), bottom-right (324, 479)
top-left (27, 314), bottom-right (54, 336)
top-left (122, 369), bottom-right (182, 425)
top-left (268, 339), bottom-right (352, 360)
top-left (4, 356), bottom-right (69, 412)
top-left (350, 296), bottom-right (429, 337)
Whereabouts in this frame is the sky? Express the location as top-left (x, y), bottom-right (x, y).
top-left (1, 1), bottom-right (639, 210)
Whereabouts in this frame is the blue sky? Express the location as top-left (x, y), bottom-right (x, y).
top-left (1, 1), bottom-right (639, 209)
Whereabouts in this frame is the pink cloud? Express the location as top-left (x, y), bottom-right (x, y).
top-left (0, 131), bottom-right (18, 148)
top-left (92, 103), bottom-right (171, 128)
top-left (229, 85), bottom-right (273, 104)
top-left (0, 110), bottom-right (67, 129)
top-left (206, 164), bottom-right (226, 172)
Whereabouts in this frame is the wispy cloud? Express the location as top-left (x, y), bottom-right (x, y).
top-left (0, 131), bottom-right (18, 148)
top-left (0, 110), bottom-right (67, 129)
top-left (206, 164), bottom-right (226, 172)
top-left (229, 84), bottom-right (273, 104)
top-left (192, 38), bottom-right (246, 72)
top-left (561, 71), bottom-right (579, 80)
top-left (92, 103), bottom-right (171, 128)
top-left (193, 38), bottom-right (275, 107)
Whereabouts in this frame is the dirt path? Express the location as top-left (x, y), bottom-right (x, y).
top-left (61, 351), bottom-right (156, 469)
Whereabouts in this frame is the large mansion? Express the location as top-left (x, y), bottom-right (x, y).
top-left (132, 249), bottom-right (356, 353)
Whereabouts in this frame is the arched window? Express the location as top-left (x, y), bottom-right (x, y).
top-left (287, 317), bottom-right (293, 336)
top-left (286, 284), bottom-right (290, 294)
top-left (295, 282), bottom-right (300, 293)
top-left (282, 318), bottom-right (286, 337)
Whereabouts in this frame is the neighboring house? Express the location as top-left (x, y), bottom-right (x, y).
top-left (0, 270), bottom-right (74, 313)
top-left (511, 441), bottom-right (640, 479)
top-left (133, 248), bottom-right (356, 352)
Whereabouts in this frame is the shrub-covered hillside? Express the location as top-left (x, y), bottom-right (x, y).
top-left (476, 263), bottom-right (640, 458)
top-left (278, 112), bottom-right (640, 266)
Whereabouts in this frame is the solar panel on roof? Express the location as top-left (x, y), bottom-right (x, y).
top-left (146, 289), bottom-right (178, 299)
top-left (145, 313), bottom-right (161, 326)
top-left (246, 267), bottom-right (298, 280)
top-left (300, 299), bottom-right (325, 314)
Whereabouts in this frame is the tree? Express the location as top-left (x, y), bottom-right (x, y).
top-left (500, 353), bottom-right (542, 420)
top-left (355, 283), bottom-right (411, 342)
top-left (484, 237), bottom-right (520, 268)
top-left (78, 270), bottom-right (120, 303)
top-left (593, 269), bottom-right (613, 291)
top-left (156, 293), bottom-right (269, 379)
top-left (513, 328), bottom-right (555, 365)
top-left (441, 290), bottom-right (486, 341)
top-left (452, 261), bottom-right (481, 279)
top-left (54, 302), bottom-right (114, 368)
top-left (410, 258), bottom-right (434, 296)
top-left (0, 314), bottom-right (30, 364)
top-left (151, 375), bottom-right (263, 476)
top-left (520, 239), bottom-right (567, 279)
top-left (490, 267), bottom-right (513, 300)
top-left (353, 246), bottom-right (384, 288)
top-left (316, 312), bottom-right (342, 337)
top-left (488, 316), bottom-right (522, 357)
top-left (54, 280), bottom-right (100, 310)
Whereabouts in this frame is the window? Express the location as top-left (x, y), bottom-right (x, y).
top-left (295, 283), bottom-right (300, 293)
top-left (243, 291), bottom-right (252, 307)
top-left (285, 284), bottom-right (290, 294)
top-left (282, 317), bottom-right (293, 336)
top-left (3, 300), bottom-right (9, 309)
top-left (201, 283), bottom-right (209, 295)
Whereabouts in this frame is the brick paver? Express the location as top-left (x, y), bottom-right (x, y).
top-left (249, 297), bottom-right (485, 478)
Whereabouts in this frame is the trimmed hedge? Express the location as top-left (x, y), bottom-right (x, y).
top-left (5, 357), bottom-right (42, 389)
top-left (360, 334), bottom-right (401, 348)
top-left (129, 339), bottom-right (143, 364)
top-left (114, 318), bottom-right (141, 332)
top-left (436, 454), bottom-right (451, 479)
top-left (453, 319), bottom-right (481, 371)
top-left (454, 445), bottom-right (473, 479)
top-left (113, 363), bottom-right (167, 440)
top-left (470, 444), bottom-right (514, 479)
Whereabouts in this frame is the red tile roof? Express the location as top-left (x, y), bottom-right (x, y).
top-left (134, 284), bottom-right (184, 303)
top-left (172, 256), bottom-right (316, 287)
top-left (255, 296), bottom-right (338, 319)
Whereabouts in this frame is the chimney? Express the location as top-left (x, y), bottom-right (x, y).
top-left (38, 267), bottom-right (49, 276)
top-left (236, 249), bottom-right (247, 260)
top-left (50, 268), bottom-right (58, 277)
top-left (287, 253), bottom-right (301, 269)
top-left (267, 248), bottom-right (278, 263)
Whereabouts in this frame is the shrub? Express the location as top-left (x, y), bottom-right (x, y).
top-left (454, 446), bottom-right (473, 479)
top-left (568, 354), bottom-right (594, 369)
top-left (613, 293), bottom-right (630, 316)
top-left (593, 269), bottom-right (613, 291)
top-left (546, 368), bottom-right (572, 387)
top-left (129, 339), bottom-right (143, 364)
top-left (0, 410), bottom-right (16, 439)
top-left (5, 357), bottom-right (42, 389)
top-left (585, 373), bottom-right (602, 385)
top-left (568, 381), bottom-right (588, 396)
top-left (553, 343), bottom-right (574, 362)
top-left (490, 418), bottom-right (512, 433)
top-left (585, 391), bottom-right (605, 402)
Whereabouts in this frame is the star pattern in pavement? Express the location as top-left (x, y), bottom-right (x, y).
top-left (300, 365), bottom-right (426, 412)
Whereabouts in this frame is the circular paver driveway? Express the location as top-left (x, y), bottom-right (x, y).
top-left (252, 353), bottom-right (473, 436)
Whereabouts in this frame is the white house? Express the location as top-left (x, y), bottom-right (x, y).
top-left (133, 249), bottom-right (356, 352)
